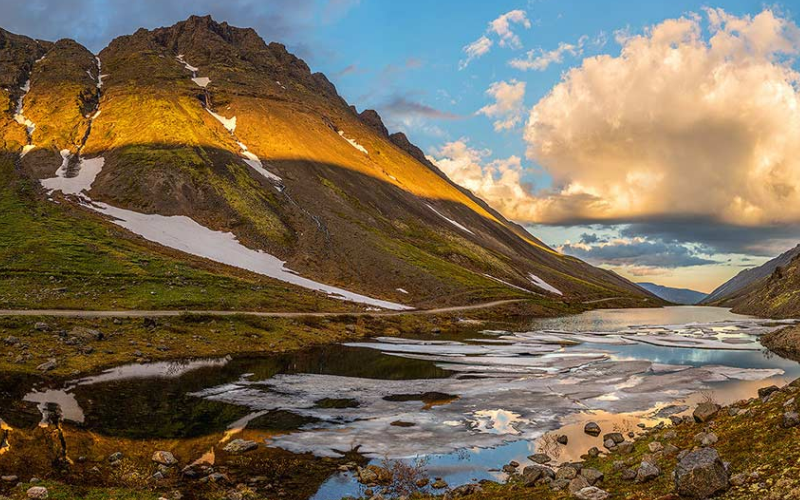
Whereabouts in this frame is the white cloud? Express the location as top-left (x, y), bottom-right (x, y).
top-left (489, 9), bottom-right (532, 49)
top-left (510, 37), bottom-right (586, 71)
top-left (477, 80), bottom-right (527, 130)
top-left (460, 10), bottom-right (531, 69)
top-left (427, 140), bottom-right (538, 220)
top-left (523, 9), bottom-right (800, 227)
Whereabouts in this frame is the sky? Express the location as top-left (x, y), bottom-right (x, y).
top-left (3, 0), bottom-right (800, 293)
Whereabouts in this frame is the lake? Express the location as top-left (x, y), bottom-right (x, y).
top-left (2, 306), bottom-right (797, 499)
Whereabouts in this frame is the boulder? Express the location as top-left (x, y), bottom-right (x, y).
top-left (693, 403), bottom-right (721, 423)
top-left (603, 439), bottom-right (616, 450)
top-left (674, 448), bottom-right (729, 499)
top-left (451, 484), bottom-right (483, 496)
top-left (636, 462), bottom-right (660, 483)
top-left (584, 422), bottom-right (601, 436)
top-left (557, 434), bottom-right (569, 445)
top-left (568, 476), bottom-right (590, 494)
top-left (152, 451), bottom-right (178, 466)
top-left (758, 385), bottom-right (780, 399)
top-left (603, 432), bottom-right (624, 444)
top-left (431, 478), bottom-right (448, 489)
top-left (694, 431), bottom-right (718, 447)
top-left (574, 486), bottom-right (610, 500)
top-left (581, 468), bottom-right (604, 485)
top-left (522, 465), bottom-right (554, 486)
top-left (587, 447), bottom-right (600, 458)
top-left (649, 441), bottom-right (664, 452)
top-left (782, 411), bottom-right (799, 428)
top-left (36, 359), bottom-right (57, 372)
top-left (621, 468), bottom-right (637, 481)
top-left (556, 466), bottom-right (578, 481)
top-left (223, 439), bottom-right (258, 454)
top-left (27, 487), bottom-right (48, 499)
top-left (529, 453), bottom-right (551, 464)
top-left (617, 441), bottom-right (634, 454)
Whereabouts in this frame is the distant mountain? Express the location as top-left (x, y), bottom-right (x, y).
top-left (0, 17), bottom-right (659, 311)
top-left (637, 282), bottom-right (707, 305)
top-left (702, 245), bottom-right (800, 306)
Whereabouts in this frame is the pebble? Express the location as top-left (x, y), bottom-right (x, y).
top-left (27, 487), bottom-right (48, 499)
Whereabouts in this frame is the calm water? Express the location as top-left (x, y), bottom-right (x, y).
top-left (1, 306), bottom-right (797, 500)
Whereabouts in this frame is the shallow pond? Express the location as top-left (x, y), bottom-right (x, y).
top-left (1, 306), bottom-right (798, 499)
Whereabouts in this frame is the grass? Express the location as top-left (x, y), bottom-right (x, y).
top-left (0, 154), bottom-right (352, 312)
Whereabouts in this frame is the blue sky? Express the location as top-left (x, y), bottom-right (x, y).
top-left (3, 0), bottom-right (799, 292)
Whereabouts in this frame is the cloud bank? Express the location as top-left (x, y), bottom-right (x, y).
top-left (524, 8), bottom-right (800, 228)
top-left (460, 10), bottom-right (531, 69)
top-left (477, 80), bottom-right (526, 130)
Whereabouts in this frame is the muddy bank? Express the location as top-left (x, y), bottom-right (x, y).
top-left (762, 325), bottom-right (800, 362)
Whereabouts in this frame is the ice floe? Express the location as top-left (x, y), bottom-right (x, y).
top-left (338, 130), bottom-right (368, 154)
top-left (190, 313), bottom-right (791, 459)
top-left (426, 204), bottom-right (474, 235)
top-left (528, 273), bottom-right (563, 295)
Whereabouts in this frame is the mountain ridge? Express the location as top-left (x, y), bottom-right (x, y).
top-left (1, 16), bottom-right (659, 311)
top-left (637, 282), bottom-right (707, 305)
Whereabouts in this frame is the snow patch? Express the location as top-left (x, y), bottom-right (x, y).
top-left (13, 80), bottom-right (36, 135)
top-left (20, 145), bottom-right (36, 157)
top-left (396, 288), bottom-right (409, 294)
top-left (41, 155), bottom-right (104, 196)
top-left (236, 142), bottom-right (282, 184)
top-left (528, 273), bottom-right (563, 295)
top-left (176, 54), bottom-right (199, 73)
top-left (207, 109), bottom-right (236, 132)
top-left (426, 204), bottom-right (474, 235)
top-left (483, 274), bottom-right (537, 295)
top-left (192, 76), bottom-right (211, 88)
top-left (86, 202), bottom-right (410, 310)
top-left (338, 130), bottom-right (368, 154)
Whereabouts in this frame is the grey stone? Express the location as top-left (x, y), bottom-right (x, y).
top-left (26, 487), bottom-right (48, 499)
top-left (223, 439), bottom-right (258, 454)
top-left (674, 448), bottom-right (729, 499)
top-left (529, 453), bottom-right (551, 464)
top-left (152, 451), bottom-right (178, 466)
top-left (573, 486), bottom-right (610, 500)
top-left (584, 421), bottom-right (601, 436)
top-left (556, 466), bottom-right (578, 481)
top-left (782, 411), bottom-right (799, 428)
top-left (603, 432), bottom-right (624, 444)
top-left (693, 403), bottom-right (721, 423)
top-left (567, 476), bottom-right (590, 494)
top-left (580, 467), bottom-right (604, 485)
top-left (522, 465), bottom-right (554, 486)
top-left (636, 462), bottom-right (660, 483)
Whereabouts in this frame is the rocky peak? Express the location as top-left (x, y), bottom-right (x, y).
top-left (358, 109), bottom-right (389, 137)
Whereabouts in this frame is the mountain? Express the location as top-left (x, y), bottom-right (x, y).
top-left (637, 282), bottom-right (707, 305)
top-left (701, 244), bottom-right (800, 306)
top-left (710, 248), bottom-right (800, 318)
top-left (0, 17), bottom-right (658, 311)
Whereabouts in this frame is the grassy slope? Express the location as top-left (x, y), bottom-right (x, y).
top-left (725, 254), bottom-right (800, 318)
top-left (0, 153), bottom-right (355, 312)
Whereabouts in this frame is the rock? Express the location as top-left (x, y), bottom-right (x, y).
top-left (782, 411), bottom-right (799, 428)
top-left (36, 359), bottom-right (57, 372)
top-left (636, 462), bottom-right (660, 483)
top-left (223, 439), bottom-right (258, 454)
top-left (758, 385), bottom-right (780, 399)
top-left (1, 475), bottom-right (18, 482)
top-left (34, 322), bottom-right (49, 331)
top-left (502, 464), bottom-right (518, 474)
top-left (617, 441), bottom-right (634, 454)
top-left (663, 430), bottom-right (677, 439)
top-left (529, 453), bottom-right (551, 464)
top-left (649, 441), bottom-right (664, 452)
top-left (581, 468), bottom-right (604, 486)
top-left (693, 403), bottom-right (721, 423)
top-left (108, 452), bottom-right (123, 462)
top-left (694, 431), bottom-right (718, 447)
top-left (509, 460), bottom-right (520, 467)
top-left (568, 476), bottom-right (590, 494)
top-left (674, 448), bottom-right (729, 499)
top-left (522, 465), bottom-right (554, 486)
top-left (584, 421), bottom-right (601, 436)
top-left (557, 434), bottom-right (569, 445)
top-left (603, 439), bottom-right (616, 450)
top-left (587, 447), bottom-right (600, 458)
top-left (415, 478), bottom-right (429, 488)
top-left (603, 432), bottom-right (624, 444)
top-left (451, 484), bottom-right (483, 496)
top-left (556, 466), bottom-right (579, 481)
top-left (550, 478), bottom-right (571, 490)
top-left (27, 487), bottom-right (48, 499)
top-left (3, 336), bottom-right (19, 345)
top-left (574, 486), bottom-right (610, 500)
top-left (152, 451), bottom-right (178, 466)
top-left (664, 444), bottom-right (680, 457)
top-left (431, 478), bottom-right (447, 489)
top-left (621, 468), bottom-right (637, 481)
